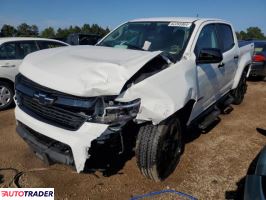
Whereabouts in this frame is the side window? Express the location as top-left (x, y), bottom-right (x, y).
top-left (17, 41), bottom-right (38, 59)
top-left (195, 24), bottom-right (219, 56)
top-left (0, 42), bottom-right (16, 60)
top-left (37, 41), bottom-right (67, 50)
top-left (216, 24), bottom-right (235, 52)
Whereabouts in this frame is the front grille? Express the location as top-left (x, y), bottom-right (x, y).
top-left (20, 94), bottom-right (87, 130)
top-left (16, 74), bottom-right (92, 131)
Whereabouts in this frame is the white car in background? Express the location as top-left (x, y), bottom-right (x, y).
top-left (0, 37), bottom-right (69, 110)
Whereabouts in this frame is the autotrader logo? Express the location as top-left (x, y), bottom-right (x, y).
top-left (0, 188), bottom-right (54, 200)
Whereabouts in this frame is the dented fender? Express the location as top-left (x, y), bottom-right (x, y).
top-left (116, 59), bottom-right (197, 124)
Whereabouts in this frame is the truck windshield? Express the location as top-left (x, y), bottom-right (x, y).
top-left (98, 21), bottom-right (194, 62)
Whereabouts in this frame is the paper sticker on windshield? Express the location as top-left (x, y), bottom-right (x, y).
top-left (168, 22), bottom-right (192, 27)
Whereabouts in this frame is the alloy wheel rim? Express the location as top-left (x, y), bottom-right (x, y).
top-left (157, 122), bottom-right (181, 179)
top-left (0, 86), bottom-right (11, 107)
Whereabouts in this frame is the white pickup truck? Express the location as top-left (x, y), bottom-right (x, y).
top-left (15, 17), bottom-right (254, 181)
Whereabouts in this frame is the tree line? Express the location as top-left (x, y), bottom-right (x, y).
top-left (0, 23), bottom-right (110, 38)
top-left (0, 23), bottom-right (265, 40)
top-left (236, 27), bottom-right (266, 40)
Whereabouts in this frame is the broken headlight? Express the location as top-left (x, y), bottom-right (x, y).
top-left (91, 98), bottom-right (141, 125)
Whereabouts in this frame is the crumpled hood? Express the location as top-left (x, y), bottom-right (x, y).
top-left (19, 45), bottom-right (162, 97)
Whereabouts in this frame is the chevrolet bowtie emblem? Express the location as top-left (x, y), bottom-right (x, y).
top-left (33, 92), bottom-right (55, 106)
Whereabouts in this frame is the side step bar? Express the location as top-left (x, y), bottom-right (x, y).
top-left (198, 107), bottom-right (221, 130)
top-left (191, 94), bottom-right (235, 130)
top-left (220, 95), bottom-right (234, 114)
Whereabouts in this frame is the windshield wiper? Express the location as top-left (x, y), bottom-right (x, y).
top-left (123, 42), bottom-right (145, 51)
top-left (97, 43), bottom-right (112, 47)
top-left (161, 51), bottom-right (176, 63)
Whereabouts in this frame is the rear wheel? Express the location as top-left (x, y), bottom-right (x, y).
top-left (0, 81), bottom-right (14, 111)
top-left (232, 71), bottom-right (247, 105)
top-left (135, 117), bottom-right (182, 181)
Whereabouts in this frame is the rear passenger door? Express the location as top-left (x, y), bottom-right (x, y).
top-left (215, 23), bottom-right (238, 95)
top-left (14, 41), bottom-right (38, 79)
top-left (16, 41), bottom-right (38, 59)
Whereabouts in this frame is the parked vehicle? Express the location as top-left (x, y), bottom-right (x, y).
top-left (0, 37), bottom-right (69, 110)
top-left (239, 40), bottom-right (266, 79)
top-left (244, 145), bottom-right (266, 200)
top-left (66, 33), bottom-right (101, 45)
top-left (15, 17), bottom-right (254, 181)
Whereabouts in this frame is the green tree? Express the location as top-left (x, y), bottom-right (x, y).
top-left (89, 24), bottom-right (109, 36)
top-left (0, 24), bottom-right (17, 37)
top-left (236, 27), bottom-right (266, 40)
top-left (17, 23), bottom-right (39, 36)
top-left (81, 24), bottom-right (91, 34)
top-left (56, 28), bottom-right (69, 38)
top-left (246, 27), bottom-right (265, 40)
top-left (236, 31), bottom-right (247, 40)
top-left (31, 25), bottom-right (39, 36)
top-left (40, 27), bottom-right (56, 38)
top-left (1, 24), bottom-right (16, 37)
top-left (73, 26), bottom-right (81, 33)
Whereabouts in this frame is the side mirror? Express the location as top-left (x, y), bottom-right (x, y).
top-left (196, 48), bottom-right (223, 64)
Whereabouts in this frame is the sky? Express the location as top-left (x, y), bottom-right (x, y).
top-left (0, 0), bottom-right (266, 34)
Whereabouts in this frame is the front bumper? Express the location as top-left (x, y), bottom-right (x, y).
top-left (15, 106), bottom-right (108, 172)
top-left (17, 122), bottom-right (74, 166)
top-left (249, 62), bottom-right (266, 76)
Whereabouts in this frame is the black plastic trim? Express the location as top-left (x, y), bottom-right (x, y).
top-left (16, 122), bottom-right (74, 166)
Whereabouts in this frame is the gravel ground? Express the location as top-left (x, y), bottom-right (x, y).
top-left (0, 81), bottom-right (265, 200)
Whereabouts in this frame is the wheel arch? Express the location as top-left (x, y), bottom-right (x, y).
top-left (232, 52), bottom-right (252, 89)
top-left (0, 77), bottom-right (14, 88)
top-left (150, 99), bottom-right (196, 127)
top-left (172, 99), bottom-right (196, 126)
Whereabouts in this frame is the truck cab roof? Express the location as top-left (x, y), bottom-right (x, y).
top-left (130, 17), bottom-right (229, 24)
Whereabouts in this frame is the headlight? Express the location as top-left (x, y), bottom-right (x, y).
top-left (91, 98), bottom-right (141, 125)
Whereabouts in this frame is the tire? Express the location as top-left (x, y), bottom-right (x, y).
top-left (0, 81), bottom-right (14, 111)
top-left (135, 117), bottom-right (182, 182)
top-left (232, 71), bottom-right (247, 105)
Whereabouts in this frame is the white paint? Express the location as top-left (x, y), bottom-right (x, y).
top-left (20, 45), bottom-right (162, 97)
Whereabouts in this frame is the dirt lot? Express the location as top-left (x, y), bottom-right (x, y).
top-left (0, 81), bottom-right (266, 200)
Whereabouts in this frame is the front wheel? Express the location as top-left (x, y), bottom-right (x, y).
top-left (0, 81), bottom-right (14, 111)
top-left (231, 71), bottom-right (247, 105)
top-left (135, 117), bottom-right (183, 182)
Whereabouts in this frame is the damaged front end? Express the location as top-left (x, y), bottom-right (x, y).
top-left (89, 97), bottom-right (141, 127)
top-left (15, 74), bottom-right (142, 171)
top-left (15, 74), bottom-right (141, 131)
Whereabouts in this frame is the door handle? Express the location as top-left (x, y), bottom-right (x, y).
top-left (234, 55), bottom-right (239, 59)
top-left (0, 64), bottom-right (16, 68)
top-left (218, 62), bottom-right (225, 68)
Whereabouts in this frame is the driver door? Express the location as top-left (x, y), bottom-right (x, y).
top-left (190, 23), bottom-right (225, 119)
